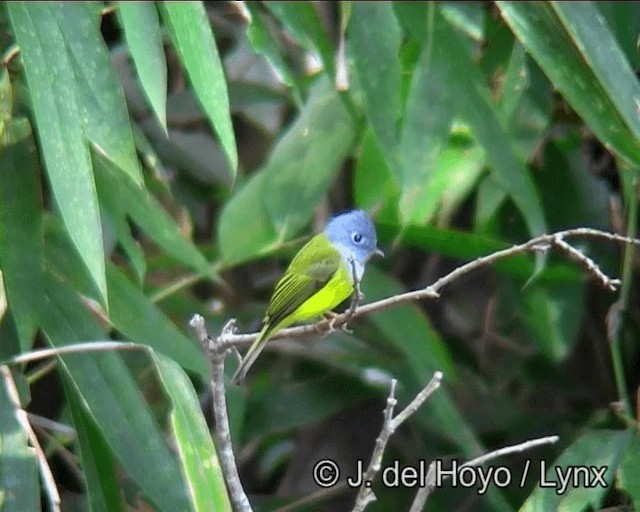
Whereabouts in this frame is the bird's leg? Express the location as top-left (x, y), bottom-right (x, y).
top-left (345, 257), bottom-right (363, 323)
top-left (316, 258), bottom-right (362, 335)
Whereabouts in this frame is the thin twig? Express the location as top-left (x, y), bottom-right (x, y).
top-left (409, 435), bottom-right (560, 512)
top-left (352, 372), bottom-right (443, 512)
top-left (190, 315), bottom-right (252, 512)
top-left (210, 228), bottom-right (638, 351)
top-left (551, 236), bottom-right (620, 290)
top-left (31, 422), bottom-right (83, 486)
top-left (1, 366), bottom-right (61, 512)
top-left (2, 341), bottom-right (140, 367)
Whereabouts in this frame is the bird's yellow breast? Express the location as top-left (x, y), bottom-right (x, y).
top-left (284, 263), bottom-right (353, 326)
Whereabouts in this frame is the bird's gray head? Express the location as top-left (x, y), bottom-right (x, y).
top-left (325, 210), bottom-right (383, 265)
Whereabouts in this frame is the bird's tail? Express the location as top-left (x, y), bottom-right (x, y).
top-left (232, 323), bottom-right (272, 385)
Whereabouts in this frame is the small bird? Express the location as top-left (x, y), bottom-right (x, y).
top-left (232, 210), bottom-right (383, 384)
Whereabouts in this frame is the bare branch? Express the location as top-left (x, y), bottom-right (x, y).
top-left (353, 372), bottom-right (443, 512)
top-left (190, 315), bottom-right (252, 512)
top-left (2, 341), bottom-right (140, 367)
top-left (551, 236), bottom-right (620, 290)
top-left (461, 435), bottom-right (560, 469)
top-left (210, 228), bottom-right (638, 351)
top-left (409, 435), bottom-right (560, 512)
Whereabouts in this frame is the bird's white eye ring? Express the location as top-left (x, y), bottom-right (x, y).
top-left (353, 233), bottom-right (363, 243)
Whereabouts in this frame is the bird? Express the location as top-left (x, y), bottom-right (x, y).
top-left (232, 210), bottom-right (383, 384)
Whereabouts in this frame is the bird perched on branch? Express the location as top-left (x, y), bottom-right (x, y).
top-left (232, 210), bottom-right (383, 384)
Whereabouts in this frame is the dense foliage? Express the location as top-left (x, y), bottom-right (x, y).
top-left (1, 2), bottom-right (639, 511)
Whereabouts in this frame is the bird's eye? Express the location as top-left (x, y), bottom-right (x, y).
top-left (353, 233), bottom-right (363, 243)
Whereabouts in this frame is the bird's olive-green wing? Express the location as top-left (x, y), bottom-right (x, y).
top-left (265, 233), bottom-right (342, 328)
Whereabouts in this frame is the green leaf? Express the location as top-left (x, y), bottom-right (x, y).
top-left (618, 432), bottom-right (640, 510)
top-left (354, 129), bottom-right (400, 225)
top-left (415, 134), bottom-right (486, 226)
top-left (93, 153), bottom-right (214, 279)
top-left (52, 2), bottom-right (143, 186)
top-left (474, 174), bottom-right (508, 231)
top-left (46, 215), bottom-right (210, 378)
top-left (536, 140), bottom-right (611, 232)
top-left (597, 2), bottom-right (640, 69)
top-left (161, 1), bottom-right (238, 175)
top-left (0, 369), bottom-right (39, 512)
top-left (499, 44), bottom-right (552, 163)
top-left (349, 2), bottom-right (402, 168)
top-left (0, 66), bottom-right (11, 121)
top-left (265, 2), bottom-right (335, 79)
top-left (497, 1), bottom-right (640, 167)
top-left (153, 355), bottom-right (231, 512)
top-left (106, 263), bottom-right (211, 378)
top-left (8, 2), bottom-right (107, 305)
top-left (522, 281), bottom-right (585, 361)
top-left (245, 2), bottom-right (298, 90)
top-left (439, 2), bottom-right (485, 42)
top-left (65, 377), bottom-right (124, 512)
top-left (435, 9), bottom-right (546, 236)
top-left (0, 118), bottom-right (42, 350)
top-left (218, 79), bottom-right (355, 265)
top-left (118, 1), bottom-right (167, 132)
top-left (98, 186), bottom-right (146, 284)
top-left (398, 17), bottom-right (457, 225)
top-left (393, 2), bottom-right (429, 43)
top-left (521, 429), bottom-right (632, 511)
top-left (43, 214), bottom-right (104, 305)
top-left (41, 273), bottom-right (193, 512)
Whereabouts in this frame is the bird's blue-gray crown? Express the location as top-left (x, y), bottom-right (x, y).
top-left (325, 210), bottom-right (383, 263)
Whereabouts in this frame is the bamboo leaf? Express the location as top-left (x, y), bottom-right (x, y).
top-left (118, 1), bottom-right (167, 132)
top-left (0, 118), bottom-right (42, 350)
top-left (161, 1), bottom-right (238, 176)
top-left (7, 2), bottom-right (107, 305)
top-left (498, 1), bottom-right (640, 166)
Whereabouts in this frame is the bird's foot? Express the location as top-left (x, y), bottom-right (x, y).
top-left (320, 311), bottom-right (353, 335)
top-left (322, 311), bottom-right (340, 331)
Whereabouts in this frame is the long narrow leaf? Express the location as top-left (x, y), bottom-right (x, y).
top-left (107, 263), bottom-right (211, 378)
top-left (161, 1), bottom-right (238, 175)
top-left (53, 2), bottom-right (143, 186)
top-left (497, 1), bottom-right (640, 166)
top-left (153, 355), bottom-right (231, 511)
top-left (398, 11), bottom-right (456, 224)
top-left (118, 2), bottom-right (167, 132)
top-left (218, 79), bottom-right (355, 264)
top-left (42, 273), bottom-right (193, 512)
top-left (348, 2), bottom-right (402, 170)
top-left (435, 9), bottom-right (546, 236)
top-left (7, 2), bottom-right (107, 305)
top-left (65, 377), bottom-right (124, 512)
top-left (265, 2), bottom-right (335, 79)
top-left (0, 118), bottom-right (42, 350)
top-left (93, 153), bottom-right (214, 279)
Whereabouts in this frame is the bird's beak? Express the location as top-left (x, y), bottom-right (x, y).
top-left (374, 248), bottom-right (385, 258)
